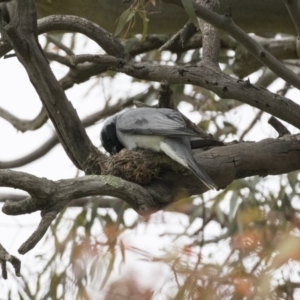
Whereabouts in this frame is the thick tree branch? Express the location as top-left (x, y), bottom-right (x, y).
top-left (0, 169), bottom-right (155, 253)
top-left (0, 15), bottom-right (131, 60)
top-left (232, 36), bottom-right (298, 78)
top-left (268, 116), bottom-right (291, 137)
top-left (196, 0), bottom-right (220, 66)
top-left (167, 0), bottom-right (300, 90)
top-left (0, 89), bottom-right (148, 169)
top-left (0, 193), bottom-right (200, 217)
top-left (1, 135), bottom-right (300, 254)
top-left (1, 2), bottom-right (103, 174)
top-left (71, 54), bottom-right (300, 130)
top-left (3, 14), bottom-right (298, 133)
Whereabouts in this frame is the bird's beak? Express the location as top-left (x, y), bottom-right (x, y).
top-left (111, 146), bottom-right (117, 154)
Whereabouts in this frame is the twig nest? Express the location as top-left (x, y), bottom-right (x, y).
top-left (102, 149), bottom-right (185, 185)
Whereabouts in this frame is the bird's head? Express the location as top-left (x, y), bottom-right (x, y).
top-left (100, 115), bottom-right (124, 154)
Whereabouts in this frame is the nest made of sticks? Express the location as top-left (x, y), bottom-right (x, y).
top-left (100, 148), bottom-right (186, 185)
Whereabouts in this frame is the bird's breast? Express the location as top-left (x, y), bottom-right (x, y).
top-left (117, 133), bottom-right (164, 152)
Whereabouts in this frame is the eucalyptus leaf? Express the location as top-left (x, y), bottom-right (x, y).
top-left (181, 0), bottom-right (199, 28)
top-left (115, 8), bottom-right (135, 37)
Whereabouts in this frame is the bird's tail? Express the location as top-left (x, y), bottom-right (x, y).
top-left (186, 159), bottom-right (217, 190)
top-left (161, 138), bottom-right (217, 190)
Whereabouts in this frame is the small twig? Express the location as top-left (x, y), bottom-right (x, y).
top-left (283, 0), bottom-right (300, 39)
top-left (44, 51), bottom-right (73, 67)
top-left (18, 210), bottom-right (58, 254)
top-left (268, 116), bottom-right (291, 137)
top-left (157, 80), bottom-right (174, 109)
top-left (3, 52), bottom-right (16, 58)
top-left (0, 243), bottom-right (21, 279)
top-left (159, 21), bottom-right (198, 52)
top-left (0, 106), bottom-right (48, 132)
top-left (45, 33), bottom-right (74, 56)
top-left (239, 110), bottom-right (263, 141)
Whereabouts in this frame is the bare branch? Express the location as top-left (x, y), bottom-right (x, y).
top-left (0, 89), bottom-right (147, 169)
top-left (45, 33), bottom-right (74, 56)
top-left (268, 116), bottom-right (291, 137)
top-left (0, 135), bottom-right (58, 169)
top-left (18, 210), bottom-right (58, 254)
top-left (0, 169), bottom-right (155, 253)
top-left (1, 1), bottom-right (102, 173)
top-left (196, 0), bottom-right (220, 66)
top-left (0, 243), bottom-right (21, 279)
top-left (283, 0), bottom-right (300, 38)
top-left (0, 14), bottom-right (131, 60)
top-left (157, 80), bottom-right (175, 109)
top-left (159, 21), bottom-right (198, 52)
top-left (44, 51), bottom-right (73, 67)
top-left (1, 133), bottom-right (300, 253)
top-left (232, 36), bottom-right (298, 78)
top-left (166, 0), bottom-right (300, 90)
top-left (71, 54), bottom-right (300, 129)
top-left (0, 106), bottom-right (48, 132)
top-left (0, 193), bottom-right (200, 217)
top-left (0, 170), bottom-right (154, 215)
top-left (239, 111), bottom-right (263, 141)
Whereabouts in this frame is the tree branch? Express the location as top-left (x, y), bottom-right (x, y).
top-left (1, 133), bottom-right (300, 253)
top-left (71, 54), bottom-right (300, 130)
top-left (45, 33), bottom-right (74, 56)
top-left (196, 0), bottom-right (220, 66)
top-left (0, 14), bottom-right (131, 60)
top-left (0, 89), bottom-right (147, 169)
top-left (232, 36), bottom-right (298, 78)
top-left (239, 111), bottom-right (263, 141)
top-left (0, 169), bottom-right (155, 253)
top-left (1, 2), bottom-right (102, 173)
top-left (0, 106), bottom-right (47, 132)
top-left (0, 243), bottom-right (21, 279)
top-left (268, 116), bottom-right (291, 137)
top-left (283, 0), bottom-right (300, 38)
top-left (167, 0), bottom-right (300, 90)
top-left (159, 21), bottom-right (198, 52)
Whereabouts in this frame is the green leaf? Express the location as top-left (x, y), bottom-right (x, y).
top-left (115, 8), bottom-right (135, 37)
top-left (139, 12), bottom-right (149, 42)
top-left (181, 0), bottom-right (199, 28)
top-left (120, 239), bottom-right (126, 263)
top-left (100, 254), bottom-right (115, 289)
top-left (229, 191), bottom-right (239, 221)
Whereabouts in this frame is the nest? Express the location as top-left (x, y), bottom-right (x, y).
top-left (100, 149), bottom-right (185, 185)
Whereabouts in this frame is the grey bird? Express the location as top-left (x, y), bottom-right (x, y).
top-left (100, 107), bottom-right (218, 190)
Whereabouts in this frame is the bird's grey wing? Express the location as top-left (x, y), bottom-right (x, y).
top-left (190, 137), bottom-right (224, 149)
top-left (117, 108), bottom-right (198, 136)
top-left (161, 137), bottom-right (217, 190)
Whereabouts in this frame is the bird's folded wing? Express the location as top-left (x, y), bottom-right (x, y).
top-left (117, 108), bottom-right (198, 136)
